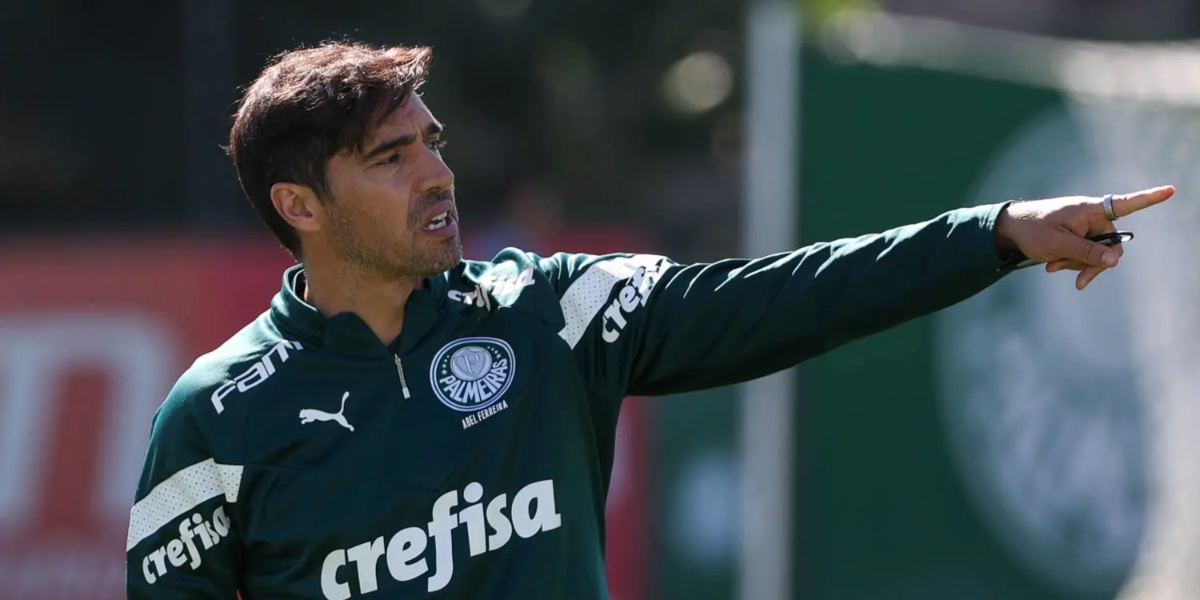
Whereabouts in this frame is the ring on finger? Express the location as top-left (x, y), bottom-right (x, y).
top-left (1103, 194), bottom-right (1119, 221)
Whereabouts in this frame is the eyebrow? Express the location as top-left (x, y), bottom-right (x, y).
top-left (362, 122), bottom-right (445, 161)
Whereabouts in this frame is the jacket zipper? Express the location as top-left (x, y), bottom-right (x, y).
top-left (394, 355), bottom-right (412, 399)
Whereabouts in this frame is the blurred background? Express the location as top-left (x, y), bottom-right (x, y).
top-left (2, 0), bottom-right (1199, 599)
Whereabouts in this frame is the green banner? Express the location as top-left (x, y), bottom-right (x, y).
top-left (793, 43), bottom-right (1146, 600)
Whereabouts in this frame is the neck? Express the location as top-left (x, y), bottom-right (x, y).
top-left (300, 256), bottom-right (422, 346)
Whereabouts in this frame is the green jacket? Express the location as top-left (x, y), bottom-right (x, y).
top-left (126, 203), bottom-right (1008, 599)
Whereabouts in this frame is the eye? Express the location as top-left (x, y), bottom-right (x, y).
top-left (429, 138), bottom-right (448, 151)
top-left (379, 152), bottom-right (401, 165)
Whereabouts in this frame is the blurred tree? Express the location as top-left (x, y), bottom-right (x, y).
top-left (801, 0), bottom-right (880, 30)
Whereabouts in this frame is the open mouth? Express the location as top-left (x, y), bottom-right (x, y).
top-left (423, 210), bottom-right (451, 231)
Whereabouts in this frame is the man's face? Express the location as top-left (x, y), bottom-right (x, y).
top-left (321, 95), bottom-right (461, 279)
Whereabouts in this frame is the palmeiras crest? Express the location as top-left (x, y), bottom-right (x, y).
top-left (430, 337), bottom-right (516, 412)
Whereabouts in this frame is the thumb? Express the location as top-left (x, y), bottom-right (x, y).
top-left (1053, 230), bottom-right (1119, 268)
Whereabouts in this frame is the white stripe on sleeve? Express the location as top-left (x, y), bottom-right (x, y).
top-left (557, 255), bottom-right (665, 349)
top-left (126, 458), bottom-right (243, 551)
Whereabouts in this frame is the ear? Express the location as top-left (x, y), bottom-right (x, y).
top-left (270, 183), bottom-right (324, 234)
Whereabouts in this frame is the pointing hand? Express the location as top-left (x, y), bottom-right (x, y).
top-left (993, 185), bottom-right (1176, 290)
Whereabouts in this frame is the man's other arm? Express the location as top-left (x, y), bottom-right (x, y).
top-left (126, 384), bottom-right (243, 599)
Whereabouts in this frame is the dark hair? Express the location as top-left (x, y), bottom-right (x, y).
top-left (228, 41), bottom-right (433, 257)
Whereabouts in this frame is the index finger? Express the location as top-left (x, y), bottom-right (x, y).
top-left (1111, 185), bottom-right (1176, 218)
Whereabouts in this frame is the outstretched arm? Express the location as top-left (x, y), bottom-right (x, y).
top-left (541, 186), bottom-right (1174, 398)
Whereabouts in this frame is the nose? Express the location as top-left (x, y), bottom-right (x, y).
top-left (418, 146), bottom-right (455, 195)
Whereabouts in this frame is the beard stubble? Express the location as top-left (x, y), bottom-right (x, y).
top-left (327, 190), bottom-right (463, 280)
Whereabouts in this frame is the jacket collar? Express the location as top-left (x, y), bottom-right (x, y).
top-left (269, 264), bottom-right (451, 357)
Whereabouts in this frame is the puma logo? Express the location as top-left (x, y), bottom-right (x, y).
top-left (299, 391), bottom-right (355, 432)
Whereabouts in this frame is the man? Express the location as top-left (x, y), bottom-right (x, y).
top-left (125, 40), bottom-right (1173, 599)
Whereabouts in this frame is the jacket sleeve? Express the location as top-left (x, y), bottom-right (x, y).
top-left (538, 203), bottom-right (1010, 399)
top-left (125, 384), bottom-right (243, 599)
